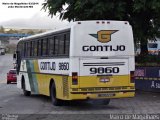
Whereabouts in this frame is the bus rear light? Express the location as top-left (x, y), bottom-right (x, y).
top-left (72, 72), bottom-right (78, 85)
top-left (130, 71), bottom-right (135, 83)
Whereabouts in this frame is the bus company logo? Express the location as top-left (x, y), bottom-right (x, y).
top-left (89, 30), bottom-right (118, 43)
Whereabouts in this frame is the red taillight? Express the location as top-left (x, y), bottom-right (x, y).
top-left (130, 71), bottom-right (135, 83)
top-left (72, 72), bottom-right (78, 85)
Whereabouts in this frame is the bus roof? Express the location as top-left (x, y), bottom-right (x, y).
top-left (19, 26), bottom-right (71, 42)
top-left (18, 20), bottom-right (130, 42)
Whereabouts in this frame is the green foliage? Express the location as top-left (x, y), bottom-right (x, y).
top-left (136, 54), bottom-right (160, 66)
top-left (27, 30), bottom-right (35, 35)
top-left (6, 29), bottom-right (18, 34)
top-left (43, 0), bottom-right (160, 54)
top-left (0, 26), bottom-right (5, 33)
top-left (43, 0), bottom-right (130, 21)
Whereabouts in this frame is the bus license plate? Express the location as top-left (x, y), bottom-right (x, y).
top-left (98, 93), bottom-right (115, 97)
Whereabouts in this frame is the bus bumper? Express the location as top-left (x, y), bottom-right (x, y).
top-left (68, 90), bottom-right (135, 100)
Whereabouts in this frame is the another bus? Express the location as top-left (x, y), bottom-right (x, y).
top-left (15, 21), bottom-right (135, 106)
top-left (148, 40), bottom-right (160, 55)
top-left (135, 39), bottom-right (160, 55)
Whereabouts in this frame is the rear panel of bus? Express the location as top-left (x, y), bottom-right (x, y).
top-left (67, 21), bottom-right (135, 100)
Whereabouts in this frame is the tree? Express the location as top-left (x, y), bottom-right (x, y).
top-left (131, 0), bottom-right (160, 55)
top-left (7, 29), bottom-right (18, 34)
top-left (27, 30), bottom-right (35, 35)
top-left (43, 0), bottom-right (160, 55)
top-left (0, 26), bottom-right (5, 33)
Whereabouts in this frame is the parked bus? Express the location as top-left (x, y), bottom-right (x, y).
top-left (135, 39), bottom-right (160, 55)
top-left (15, 21), bottom-right (135, 106)
top-left (148, 40), bottom-right (160, 55)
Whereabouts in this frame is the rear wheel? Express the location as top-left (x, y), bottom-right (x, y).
top-left (50, 82), bottom-right (63, 106)
top-left (22, 80), bottom-right (31, 96)
top-left (7, 81), bottom-right (10, 84)
top-left (103, 99), bottom-right (110, 105)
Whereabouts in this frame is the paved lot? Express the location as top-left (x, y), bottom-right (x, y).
top-left (0, 83), bottom-right (160, 119)
top-left (1, 54), bottom-right (160, 120)
top-left (0, 83), bottom-right (160, 114)
top-left (0, 54), bottom-right (14, 83)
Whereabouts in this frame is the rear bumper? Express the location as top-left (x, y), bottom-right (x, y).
top-left (60, 75), bottom-right (135, 100)
top-left (69, 90), bottom-right (135, 100)
top-left (7, 78), bottom-right (17, 82)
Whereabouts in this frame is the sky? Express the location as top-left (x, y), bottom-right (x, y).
top-left (0, 0), bottom-right (68, 29)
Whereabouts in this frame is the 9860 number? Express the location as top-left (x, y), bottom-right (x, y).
top-left (59, 62), bottom-right (69, 70)
top-left (90, 67), bottom-right (119, 74)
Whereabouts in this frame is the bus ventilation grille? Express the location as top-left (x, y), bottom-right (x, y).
top-left (63, 76), bottom-right (69, 98)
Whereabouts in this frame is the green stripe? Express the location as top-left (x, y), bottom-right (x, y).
top-left (26, 60), bottom-right (39, 94)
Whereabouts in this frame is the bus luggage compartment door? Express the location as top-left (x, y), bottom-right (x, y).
top-left (79, 58), bottom-right (130, 88)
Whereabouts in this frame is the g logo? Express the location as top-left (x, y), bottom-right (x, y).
top-left (98, 30), bottom-right (118, 43)
top-left (90, 30), bottom-right (118, 43)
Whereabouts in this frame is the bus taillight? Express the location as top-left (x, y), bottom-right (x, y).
top-left (72, 72), bottom-right (78, 85)
top-left (130, 71), bottom-right (135, 83)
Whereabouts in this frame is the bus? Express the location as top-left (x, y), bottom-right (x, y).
top-left (15, 21), bottom-right (135, 106)
top-left (135, 39), bottom-right (160, 55)
top-left (148, 40), bottom-right (160, 55)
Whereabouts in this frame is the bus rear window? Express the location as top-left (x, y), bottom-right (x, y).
top-left (148, 43), bottom-right (158, 48)
top-left (9, 70), bottom-right (16, 74)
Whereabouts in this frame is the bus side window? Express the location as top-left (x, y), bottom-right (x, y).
top-left (37, 40), bottom-right (40, 56)
top-left (46, 38), bottom-right (49, 56)
top-left (65, 33), bottom-right (70, 56)
top-left (49, 37), bottom-right (54, 56)
top-left (54, 36), bottom-right (59, 56)
top-left (32, 41), bottom-right (36, 57)
top-left (64, 34), bottom-right (67, 55)
top-left (26, 42), bottom-right (29, 57)
top-left (41, 39), bottom-right (43, 56)
top-left (43, 39), bottom-right (47, 56)
top-left (30, 41), bottom-right (32, 57)
top-left (59, 34), bottom-right (64, 55)
top-left (24, 42), bottom-right (26, 57)
top-left (18, 42), bottom-right (23, 58)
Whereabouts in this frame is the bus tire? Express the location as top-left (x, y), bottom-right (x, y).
top-left (50, 82), bottom-right (63, 106)
top-left (7, 81), bottom-right (10, 84)
top-left (22, 79), bottom-right (31, 96)
top-left (103, 99), bottom-right (110, 105)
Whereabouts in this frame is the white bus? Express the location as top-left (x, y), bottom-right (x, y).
top-left (135, 39), bottom-right (160, 55)
top-left (15, 21), bottom-right (135, 106)
top-left (148, 40), bottom-right (160, 55)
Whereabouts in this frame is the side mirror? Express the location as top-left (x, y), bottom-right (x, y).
top-left (13, 53), bottom-right (16, 59)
